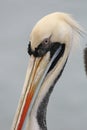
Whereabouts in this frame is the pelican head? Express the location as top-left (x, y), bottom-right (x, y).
top-left (11, 12), bottom-right (83, 130)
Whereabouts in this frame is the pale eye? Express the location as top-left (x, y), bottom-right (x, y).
top-left (43, 38), bottom-right (50, 45)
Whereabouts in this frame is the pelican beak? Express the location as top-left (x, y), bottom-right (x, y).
top-left (11, 44), bottom-right (64, 130)
top-left (11, 53), bottom-right (51, 130)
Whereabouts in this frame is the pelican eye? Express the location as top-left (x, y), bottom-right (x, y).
top-left (28, 38), bottom-right (51, 57)
top-left (43, 38), bottom-right (50, 45)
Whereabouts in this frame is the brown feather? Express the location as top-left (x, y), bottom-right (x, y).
top-left (84, 47), bottom-right (87, 75)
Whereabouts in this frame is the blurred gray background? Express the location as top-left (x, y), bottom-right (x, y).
top-left (0, 0), bottom-right (87, 130)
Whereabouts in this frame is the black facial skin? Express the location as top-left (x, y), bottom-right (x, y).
top-left (28, 39), bottom-right (65, 72)
top-left (28, 37), bottom-right (51, 57)
top-left (48, 43), bottom-right (65, 73)
top-left (28, 39), bottom-right (65, 58)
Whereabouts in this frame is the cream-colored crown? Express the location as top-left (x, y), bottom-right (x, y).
top-left (30, 12), bottom-right (83, 50)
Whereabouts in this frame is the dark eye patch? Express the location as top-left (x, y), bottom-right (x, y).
top-left (34, 42), bottom-right (50, 57)
top-left (28, 40), bottom-right (51, 57)
top-left (28, 41), bottom-right (65, 59)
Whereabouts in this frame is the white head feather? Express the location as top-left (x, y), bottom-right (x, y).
top-left (30, 12), bottom-right (84, 50)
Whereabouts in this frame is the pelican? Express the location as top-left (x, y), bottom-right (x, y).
top-left (11, 12), bottom-right (83, 130)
